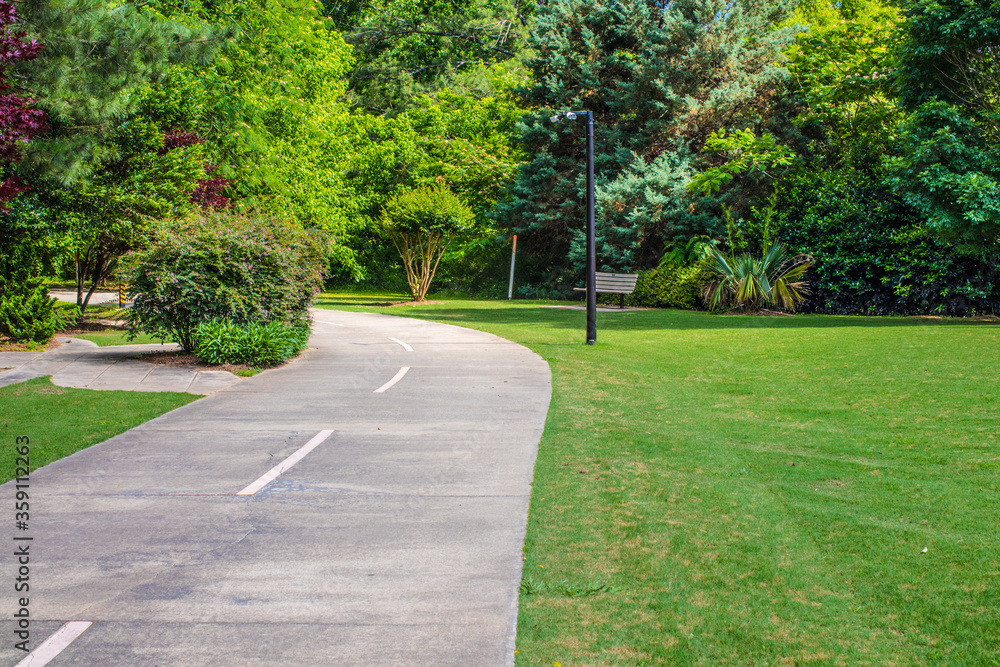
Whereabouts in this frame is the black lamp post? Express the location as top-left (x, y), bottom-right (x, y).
top-left (551, 109), bottom-right (597, 345)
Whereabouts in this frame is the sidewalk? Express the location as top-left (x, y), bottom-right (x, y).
top-left (0, 337), bottom-right (241, 394)
top-left (49, 288), bottom-right (124, 308)
top-left (1, 309), bottom-right (551, 665)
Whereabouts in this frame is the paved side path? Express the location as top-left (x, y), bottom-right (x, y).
top-left (2, 309), bottom-right (551, 666)
top-left (0, 337), bottom-right (241, 394)
top-left (49, 289), bottom-right (121, 308)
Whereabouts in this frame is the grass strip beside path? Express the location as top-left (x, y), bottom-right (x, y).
top-left (1, 377), bottom-right (198, 483)
top-left (317, 291), bottom-right (1000, 666)
top-left (63, 329), bottom-right (161, 347)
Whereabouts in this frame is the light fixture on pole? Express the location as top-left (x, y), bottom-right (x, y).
top-left (551, 109), bottom-right (597, 345)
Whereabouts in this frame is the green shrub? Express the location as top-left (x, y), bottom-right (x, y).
top-left (192, 319), bottom-right (310, 366)
top-left (627, 264), bottom-right (707, 309)
top-left (123, 211), bottom-right (327, 350)
top-left (776, 168), bottom-right (1000, 315)
top-left (0, 275), bottom-right (70, 344)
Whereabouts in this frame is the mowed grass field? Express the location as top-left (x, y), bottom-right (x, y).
top-left (0, 377), bottom-right (198, 483)
top-left (317, 292), bottom-right (999, 666)
top-left (64, 329), bottom-right (162, 346)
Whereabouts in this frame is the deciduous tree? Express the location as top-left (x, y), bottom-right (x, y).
top-left (378, 184), bottom-right (476, 301)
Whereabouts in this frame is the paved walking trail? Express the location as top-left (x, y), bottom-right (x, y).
top-left (1, 310), bottom-right (551, 666)
top-left (0, 337), bottom-right (241, 394)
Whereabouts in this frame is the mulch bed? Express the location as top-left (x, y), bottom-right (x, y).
top-left (128, 350), bottom-right (304, 375)
top-left (127, 350), bottom-right (259, 375)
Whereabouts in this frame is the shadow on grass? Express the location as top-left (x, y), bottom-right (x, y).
top-left (314, 294), bottom-right (998, 332)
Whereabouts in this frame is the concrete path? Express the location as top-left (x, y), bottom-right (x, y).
top-left (0, 337), bottom-right (241, 394)
top-left (1, 309), bottom-right (551, 666)
top-left (49, 288), bottom-right (122, 308)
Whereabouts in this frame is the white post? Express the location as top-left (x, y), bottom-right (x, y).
top-left (507, 234), bottom-right (518, 300)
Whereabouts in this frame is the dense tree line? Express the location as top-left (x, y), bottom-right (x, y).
top-left (1, 0), bottom-right (997, 318)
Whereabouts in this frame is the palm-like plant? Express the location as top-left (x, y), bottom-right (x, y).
top-left (701, 242), bottom-right (812, 312)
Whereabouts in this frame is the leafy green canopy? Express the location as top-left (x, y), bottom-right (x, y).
top-left (338, 66), bottom-right (526, 283)
top-left (13, 0), bottom-right (220, 183)
top-left (498, 0), bottom-right (796, 291)
top-left (2, 0), bottom-right (222, 312)
top-left (46, 117), bottom-right (207, 312)
top-left (329, 0), bottom-right (532, 112)
top-left (147, 0), bottom-right (359, 261)
top-left (785, 0), bottom-right (902, 163)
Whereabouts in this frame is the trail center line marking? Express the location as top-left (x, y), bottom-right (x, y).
top-left (388, 337), bottom-right (413, 352)
top-left (16, 621), bottom-right (93, 667)
top-left (373, 367), bottom-right (410, 394)
top-left (237, 429), bottom-right (335, 496)
top-left (313, 321), bottom-right (345, 327)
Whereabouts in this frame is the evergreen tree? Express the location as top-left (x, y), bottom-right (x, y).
top-left (12, 0), bottom-right (219, 183)
top-left (498, 0), bottom-right (795, 289)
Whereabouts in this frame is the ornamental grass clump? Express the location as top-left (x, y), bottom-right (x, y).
top-left (122, 211), bottom-right (327, 351)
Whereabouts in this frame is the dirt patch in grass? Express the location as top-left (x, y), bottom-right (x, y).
top-left (0, 337), bottom-right (63, 352)
top-left (364, 299), bottom-right (447, 307)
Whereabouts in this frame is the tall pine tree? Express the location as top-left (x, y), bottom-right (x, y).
top-left (498, 0), bottom-right (795, 289)
top-left (12, 0), bottom-right (219, 183)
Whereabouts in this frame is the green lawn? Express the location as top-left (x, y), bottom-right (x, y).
top-left (0, 377), bottom-right (198, 483)
top-left (317, 291), bottom-right (1000, 666)
top-left (65, 328), bottom-right (162, 347)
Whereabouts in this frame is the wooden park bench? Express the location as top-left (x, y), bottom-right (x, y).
top-left (574, 272), bottom-right (639, 309)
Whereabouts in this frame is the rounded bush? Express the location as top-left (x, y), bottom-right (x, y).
top-left (123, 211), bottom-right (327, 350)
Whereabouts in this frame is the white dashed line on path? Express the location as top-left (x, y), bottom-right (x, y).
top-left (373, 367), bottom-right (410, 394)
top-left (237, 429), bottom-right (335, 496)
top-left (16, 621), bottom-right (93, 667)
top-left (388, 337), bottom-right (413, 352)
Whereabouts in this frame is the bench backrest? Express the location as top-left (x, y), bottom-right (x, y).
top-left (594, 272), bottom-right (639, 293)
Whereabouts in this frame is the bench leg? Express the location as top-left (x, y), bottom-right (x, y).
top-left (620, 294), bottom-right (625, 309)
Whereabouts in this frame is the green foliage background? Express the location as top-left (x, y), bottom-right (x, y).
top-left (2, 0), bottom-right (999, 331)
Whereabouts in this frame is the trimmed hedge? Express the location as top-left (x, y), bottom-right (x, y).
top-left (626, 264), bottom-right (707, 309)
top-left (776, 169), bottom-right (1000, 316)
